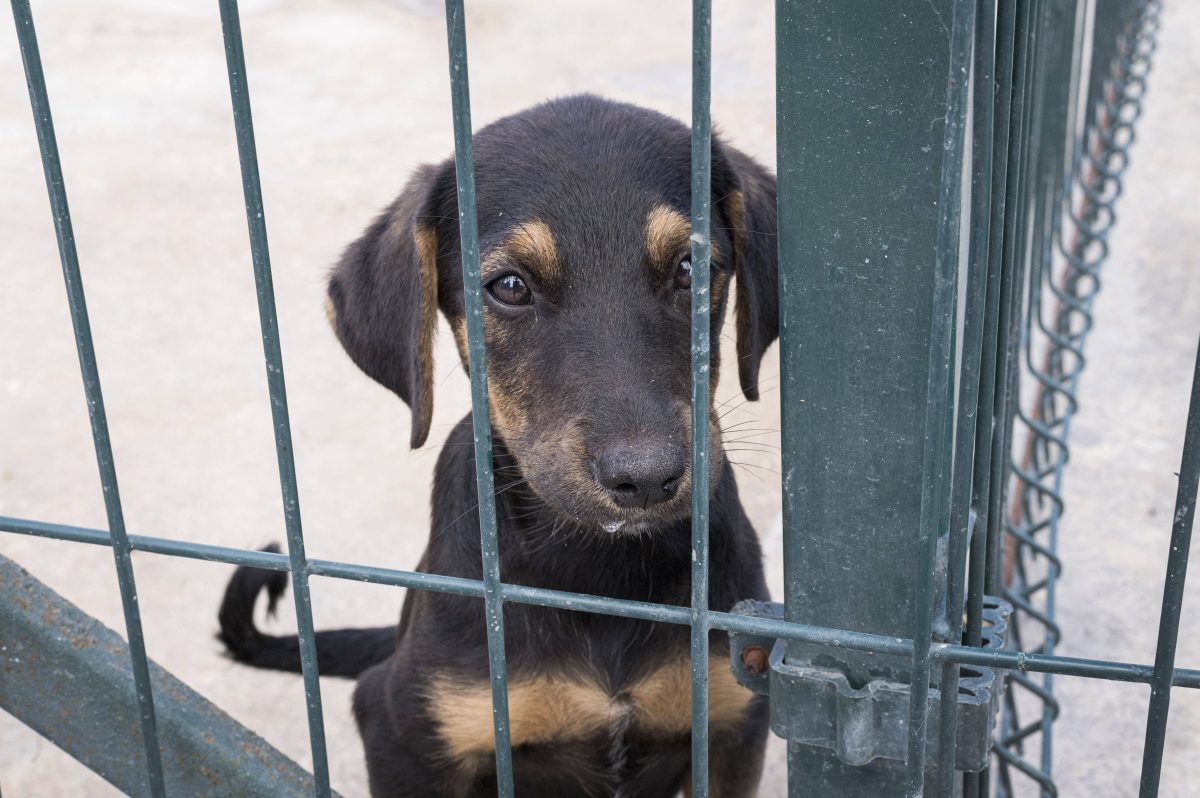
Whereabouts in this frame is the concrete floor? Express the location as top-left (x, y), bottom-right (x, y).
top-left (0, 1), bottom-right (1196, 796)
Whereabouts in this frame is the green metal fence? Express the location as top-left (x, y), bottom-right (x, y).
top-left (2, 0), bottom-right (1197, 796)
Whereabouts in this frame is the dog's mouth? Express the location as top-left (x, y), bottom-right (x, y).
top-left (595, 518), bottom-right (682, 537)
top-left (590, 518), bottom-right (675, 538)
top-left (600, 519), bottom-right (628, 534)
top-left (597, 518), bottom-right (665, 536)
top-left (510, 471), bottom-right (696, 537)
top-left (545, 479), bottom-right (698, 538)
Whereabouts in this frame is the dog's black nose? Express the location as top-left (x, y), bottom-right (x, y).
top-left (593, 441), bottom-right (686, 508)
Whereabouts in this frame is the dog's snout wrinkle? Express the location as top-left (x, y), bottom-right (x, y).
top-left (593, 440), bottom-right (686, 509)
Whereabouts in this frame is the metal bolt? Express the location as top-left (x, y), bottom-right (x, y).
top-left (741, 645), bottom-right (770, 676)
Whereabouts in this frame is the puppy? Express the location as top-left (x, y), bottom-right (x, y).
top-left (219, 94), bottom-right (779, 797)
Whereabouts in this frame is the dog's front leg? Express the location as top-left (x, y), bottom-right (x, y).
top-left (685, 695), bottom-right (770, 798)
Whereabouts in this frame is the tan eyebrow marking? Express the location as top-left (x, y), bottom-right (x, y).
top-left (645, 204), bottom-right (692, 269)
top-left (645, 204), bottom-right (725, 270)
top-left (482, 218), bottom-right (560, 283)
top-left (508, 219), bottom-right (558, 275)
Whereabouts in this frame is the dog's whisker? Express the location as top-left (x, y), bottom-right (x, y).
top-left (713, 387), bottom-right (778, 417)
top-left (714, 374), bottom-right (779, 408)
top-left (723, 446), bottom-right (781, 456)
top-left (728, 459), bottom-right (782, 477)
top-left (713, 382), bottom-right (778, 417)
top-left (719, 422), bottom-right (780, 435)
top-left (729, 464), bottom-right (767, 484)
top-left (716, 401), bottom-right (753, 422)
top-left (430, 477), bottom-right (531, 541)
top-left (721, 433), bottom-right (779, 446)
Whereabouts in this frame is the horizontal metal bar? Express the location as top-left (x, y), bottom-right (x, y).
top-left (936, 643), bottom-right (1200, 689)
top-left (5, 515), bottom-right (1199, 689)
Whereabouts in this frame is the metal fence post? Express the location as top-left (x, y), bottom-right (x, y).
top-left (775, 0), bottom-right (970, 793)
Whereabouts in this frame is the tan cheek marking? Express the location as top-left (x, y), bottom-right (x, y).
top-left (630, 655), bottom-right (755, 735)
top-left (428, 675), bottom-right (613, 761)
top-left (450, 308), bottom-right (527, 442)
top-left (489, 384), bottom-right (529, 441)
top-left (450, 319), bottom-right (522, 440)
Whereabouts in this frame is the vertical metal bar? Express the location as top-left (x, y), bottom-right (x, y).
top-left (689, 0), bottom-right (713, 794)
top-left (8, 3), bottom-right (166, 795)
top-left (966, 0), bottom-right (1017, 646)
top-left (984, 0), bottom-right (1036, 601)
top-left (907, 1), bottom-right (976, 792)
top-left (215, 2), bottom-right (331, 794)
top-left (937, 2), bottom-right (999, 792)
top-left (1028, 2), bottom-right (1076, 787)
top-left (999, 4), bottom-right (1091, 794)
top-left (965, 6), bottom-right (1016, 798)
top-left (440, 3), bottom-right (515, 795)
top-left (988, 5), bottom-right (1038, 788)
top-left (1137, 338), bottom-right (1200, 797)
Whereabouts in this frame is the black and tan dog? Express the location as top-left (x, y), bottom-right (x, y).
top-left (218, 94), bottom-right (778, 797)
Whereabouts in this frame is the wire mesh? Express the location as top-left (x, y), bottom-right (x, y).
top-left (992, 1), bottom-right (1164, 795)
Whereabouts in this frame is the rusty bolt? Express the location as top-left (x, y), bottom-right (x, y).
top-left (741, 645), bottom-right (770, 676)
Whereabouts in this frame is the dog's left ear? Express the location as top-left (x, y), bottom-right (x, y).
top-left (714, 141), bottom-right (779, 401)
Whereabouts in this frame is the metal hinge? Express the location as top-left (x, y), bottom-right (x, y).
top-left (729, 597), bottom-right (1011, 772)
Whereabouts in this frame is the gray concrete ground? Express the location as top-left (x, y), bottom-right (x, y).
top-left (0, 1), bottom-right (1196, 796)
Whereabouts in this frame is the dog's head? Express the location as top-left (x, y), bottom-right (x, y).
top-left (327, 96), bottom-right (777, 534)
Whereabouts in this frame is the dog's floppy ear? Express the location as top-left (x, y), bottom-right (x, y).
top-left (326, 162), bottom-right (454, 448)
top-left (715, 141), bottom-right (779, 401)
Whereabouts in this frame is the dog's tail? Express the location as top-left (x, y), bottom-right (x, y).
top-left (217, 544), bottom-right (396, 679)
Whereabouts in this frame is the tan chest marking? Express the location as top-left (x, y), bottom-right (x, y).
top-left (428, 655), bottom-right (755, 761)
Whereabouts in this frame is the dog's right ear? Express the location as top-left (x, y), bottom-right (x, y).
top-left (713, 141), bottom-right (779, 402)
top-left (326, 162), bottom-right (454, 449)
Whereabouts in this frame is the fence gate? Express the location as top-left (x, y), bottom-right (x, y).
top-left (2, 0), bottom-right (1197, 797)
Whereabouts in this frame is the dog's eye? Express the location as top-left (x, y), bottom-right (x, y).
top-left (673, 257), bottom-right (693, 290)
top-left (486, 273), bottom-right (532, 307)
